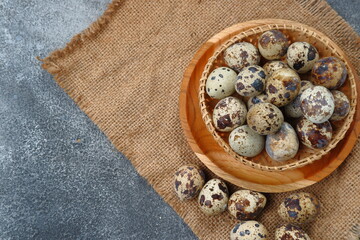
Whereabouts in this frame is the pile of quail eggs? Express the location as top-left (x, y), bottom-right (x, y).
top-left (207, 29), bottom-right (350, 161)
top-left (174, 164), bottom-right (320, 239)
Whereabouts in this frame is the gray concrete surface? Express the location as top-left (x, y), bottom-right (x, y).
top-left (0, 1), bottom-right (358, 239)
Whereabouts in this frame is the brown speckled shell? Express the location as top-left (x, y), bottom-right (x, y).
top-left (287, 42), bottom-right (319, 73)
top-left (198, 179), bottom-right (229, 216)
top-left (247, 94), bottom-right (268, 109)
top-left (300, 86), bottom-right (334, 123)
top-left (258, 30), bottom-right (289, 60)
top-left (224, 42), bottom-right (260, 72)
top-left (278, 192), bottom-right (320, 225)
top-left (330, 90), bottom-right (350, 121)
top-left (229, 125), bottom-right (265, 157)
top-left (212, 97), bottom-right (247, 132)
top-left (247, 103), bottom-right (284, 135)
top-left (275, 224), bottom-right (311, 240)
top-left (266, 68), bottom-right (301, 107)
top-left (235, 65), bottom-right (266, 97)
top-left (228, 190), bottom-right (267, 220)
top-left (174, 165), bottom-right (205, 201)
top-left (296, 118), bottom-right (332, 149)
top-left (311, 57), bottom-right (347, 89)
top-left (284, 80), bottom-right (313, 118)
top-left (263, 61), bottom-right (289, 76)
top-left (230, 221), bottom-right (268, 240)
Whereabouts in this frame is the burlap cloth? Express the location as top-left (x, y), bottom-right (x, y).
top-left (41, 0), bottom-right (360, 239)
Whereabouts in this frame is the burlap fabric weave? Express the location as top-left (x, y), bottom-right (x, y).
top-left (41, 1), bottom-right (360, 239)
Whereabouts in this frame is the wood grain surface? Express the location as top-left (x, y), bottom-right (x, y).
top-left (179, 19), bottom-right (360, 192)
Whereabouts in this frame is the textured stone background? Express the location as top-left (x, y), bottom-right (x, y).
top-left (0, 0), bottom-right (358, 239)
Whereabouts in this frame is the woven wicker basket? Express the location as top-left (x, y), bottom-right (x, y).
top-left (199, 23), bottom-right (357, 171)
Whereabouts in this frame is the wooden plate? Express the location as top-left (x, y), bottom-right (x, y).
top-left (179, 19), bottom-right (360, 193)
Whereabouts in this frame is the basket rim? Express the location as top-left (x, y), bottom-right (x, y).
top-left (198, 23), bottom-right (357, 172)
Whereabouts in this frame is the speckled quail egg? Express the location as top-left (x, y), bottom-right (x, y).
top-left (287, 42), bottom-right (319, 73)
top-left (275, 224), bottom-right (311, 240)
top-left (258, 30), bottom-right (289, 60)
top-left (212, 97), bottom-right (247, 132)
top-left (198, 179), bottom-right (229, 216)
top-left (263, 61), bottom-right (289, 76)
top-left (330, 90), bottom-right (350, 121)
top-left (230, 221), bottom-right (268, 240)
top-left (300, 86), bottom-right (335, 123)
top-left (235, 65), bottom-right (267, 97)
top-left (229, 125), bottom-right (265, 157)
top-left (206, 67), bottom-right (237, 99)
top-left (174, 165), bottom-right (205, 201)
top-left (284, 80), bottom-right (314, 118)
top-left (228, 190), bottom-right (267, 220)
top-left (266, 122), bottom-right (299, 161)
top-left (266, 68), bottom-right (301, 107)
top-left (247, 103), bottom-right (284, 135)
top-left (311, 57), bottom-right (347, 89)
top-left (247, 94), bottom-right (268, 109)
top-left (224, 42), bottom-right (261, 72)
top-left (296, 118), bottom-right (332, 149)
top-left (278, 192), bottom-right (320, 225)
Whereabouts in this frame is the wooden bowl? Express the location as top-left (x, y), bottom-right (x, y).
top-left (179, 19), bottom-right (360, 192)
top-left (198, 20), bottom-right (357, 171)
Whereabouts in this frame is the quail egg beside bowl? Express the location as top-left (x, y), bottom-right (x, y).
top-left (224, 42), bottom-right (261, 72)
top-left (230, 221), bottom-right (268, 240)
top-left (275, 224), bottom-right (311, 240)
top-left (206, 67), bottom-right (237, 99)
top-left (198, 179), bottom-right (229, 216)
top-left (228, 190), bottom-right (267, 220)
top-left (287, 42), bottom-right (319, 73)
top-left (212, 97), bottom-right (247, 132)
top-left (278, 192), bottom-right (320, 225)
top-left (174, 165), bottom-right (205, 201)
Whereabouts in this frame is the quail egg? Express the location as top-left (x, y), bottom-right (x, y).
top-left (247, 103), bottom-right (284, 135)
top-left (229, 125), bottom-right (265, 157)
top-left (228, 190), bottom-right (267, 220)
top-left (230, 221), bottom-right (268, 240)
top-left (266, 122), bottom-right (299, 161)
top-left (224, 42), bottom-right (261, 72)
top-left (275, 224), bottom-right (311, 240)
top-left (296, 118), bottom-right (332, 149)
top-left (206, 67), bottom-right (237, 99)
top-left (247, 94), bottom-right (268, 109)
top-left (266, 68), bottom-right (301, 107)
top-left (278, 192), bottom-right (320, 225)
top-left (212, 97), bottom-right (247, 132)
top-left (258, 30), bottom-right (289, 60)
top-left (287, 42), bottom-right (319, 73)
top-left (198, 179), bottom-right (229, 216)
top-left (235, 65), bottom-right (267, 97)
top-left (300, 86), bottom-right (335, 123)
top-left (263, 61), bottom-right (289, 76)
top-left (330, 90), bottom-right (350, 121)
top-left (284, 80), bottom-right (314, 118)
top-left (174, 165), bottom-right (205, 201)
top-left (311, 57), bottom-right (347, 89)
